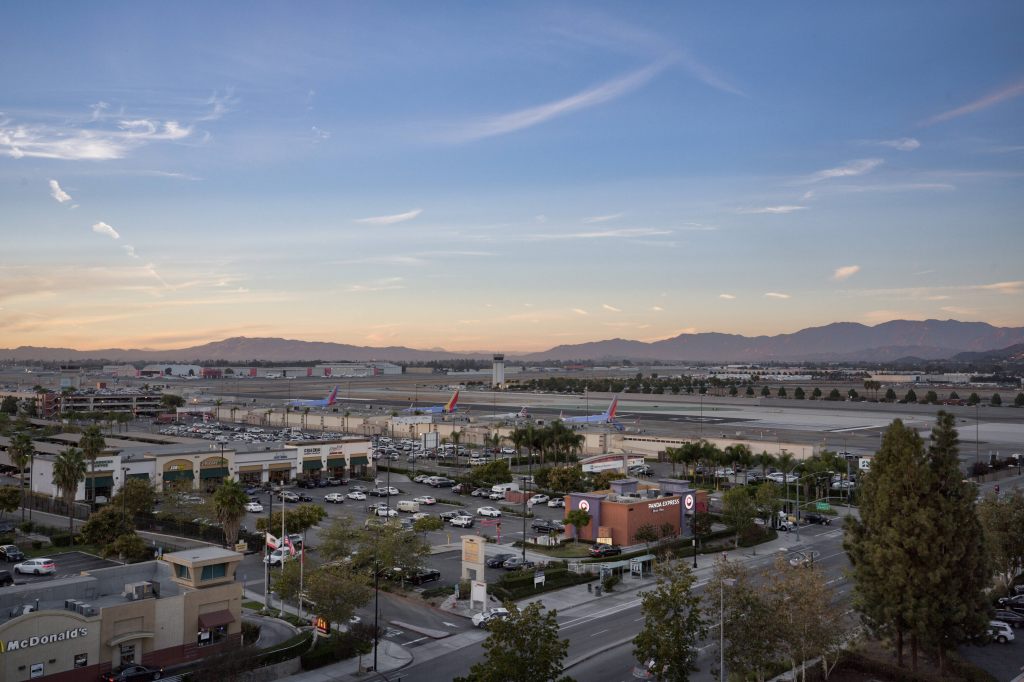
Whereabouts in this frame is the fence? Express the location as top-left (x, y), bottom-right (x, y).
top-left (25, 491), bottom-right (91, 521)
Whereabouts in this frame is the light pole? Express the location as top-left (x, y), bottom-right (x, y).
top-left (720, 577), bottom-right (736, 680)
top-left (521, 475), bottom-right (529, 564)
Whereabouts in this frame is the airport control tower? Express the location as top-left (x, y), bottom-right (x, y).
top-left (492, 354), bottom-right (505, 388)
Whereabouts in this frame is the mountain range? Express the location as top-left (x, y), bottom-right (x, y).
top-left (2, 320), bottom-right (1023, 364)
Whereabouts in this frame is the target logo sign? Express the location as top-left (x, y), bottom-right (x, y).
top-left (578, 500), bottom-right (590, 513)
top-left (684, 493), bottom-right (695, 511)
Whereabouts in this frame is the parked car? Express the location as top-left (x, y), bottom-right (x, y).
top-left (450, 483), bottom-right (468, 495)
top-left (486, 553), bottom-right (515, 568)
top-left (374, 506), bottom-right (398, 518)
top-left (477, 506), bottom-right (501, 518)
top-left (547, 498), bottom-right (565, 508)
top-left (350, 485), bottom-right (368, 493)
top-left (430, 478), bottom-right (456, 488)
top-left (414, 496), bottom-right (436, 505)
top-left (410, 512), bottom-right (432, 522)
top-left (997, 594), bottom-right (1024, 610)
top-left (450, 515), bottom-right (475, 528)
top-left (13, 558), bottom-right (56, 575)
top-left (244, 486), bottom-right (262, 496)
top-left (327, 477), bottom-right (348, 486)
top-left (994, 610), bottom-right (1024, 628)
top-left (413, 475), bottom-right (430, 484)
top-left (101, 664), bottom-right (165, 681)
top-left (263, 548), bottom-right (295, 566)
top-left (472, 607), bottom-right (510, 628)
top-left (989, 620), bottom-right (1015, 643)
top-left (324, 493), bottom-right (345, 504)
top-left (297, 492), bottom-right (314, 502)
top-left (299, 479), bottom-right (319, 489)
top-left (280, 491), bottom-right (300, 503)
top-left (439, 510), bottom-right (462, 523)
top-left (405, 568), bottom-right (441, 585)
top-left (528, 494), bottom-right (550, 506)
top-left (531, 519), bottom-right (562, 533)
top-left (589, 544), bottom-right (622, 558)
top-left (244, 501), bottom-right (264, 513)
top-left (0, 570), bottom-right (14, 587)
top-left (501, 557), bottom-right (535, 570)
top-left (628, 464), bottom-right (653, 476)
top-left (0, 545), bottom-right (25, 563)
top-left (347, 491), bottom-right (367, 501)
top-left (471, 488), bottom-right (491, 497)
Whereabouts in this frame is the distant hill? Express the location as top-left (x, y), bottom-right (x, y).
top-left (951, 342), bottom-right (1024, 363)
top-left (2, 320), bottom-right (1023, 364)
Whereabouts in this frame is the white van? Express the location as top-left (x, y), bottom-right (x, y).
top-left (397, 500), bottom-right (420, 513)
top-left (990, 620), bottom-right (1015, 644)
top-left (491, 482), bottom-right (519, 494)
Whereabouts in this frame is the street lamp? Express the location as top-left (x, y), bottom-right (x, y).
top-left (720, 577), bottom-right (736, 680)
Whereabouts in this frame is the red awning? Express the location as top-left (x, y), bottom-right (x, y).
top-left (198, 610), bottom-right (235, 629)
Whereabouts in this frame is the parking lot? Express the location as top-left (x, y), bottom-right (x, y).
top-left (7, 550), bottom-right (121, 584)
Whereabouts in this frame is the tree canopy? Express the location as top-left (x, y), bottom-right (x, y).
top-left (455, 601), bottom-right (572, 682)
top-left (634, 561), bottom-right (706, 682)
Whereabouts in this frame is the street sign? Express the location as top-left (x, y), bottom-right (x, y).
top-left (534, 571), bottom-right (545, 587)
top-left (815, 502), bottom-right (831, 512)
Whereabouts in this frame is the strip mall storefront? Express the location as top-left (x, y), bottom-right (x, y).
top-left (290, 438), bottom-right (372, 482)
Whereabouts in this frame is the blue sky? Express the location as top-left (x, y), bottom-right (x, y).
top-left (1, 2), bottom-right (1022, 352)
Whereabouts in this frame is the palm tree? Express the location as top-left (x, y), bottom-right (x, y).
top-left (758, 451), bottom-right (775, 480)
top-left (53, 447), bottom-right (87, 536)
top-left (9, 432), bottom-right (33, 521)
top-left (450, 429), bottom-right (462, 466)
top-left (78, 425), bottom-right (105, 506)
top-left (214, 480), bottom-right (249, 548)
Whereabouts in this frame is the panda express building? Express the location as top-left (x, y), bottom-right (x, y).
top-left (0, 548), bottom-right (242, 681)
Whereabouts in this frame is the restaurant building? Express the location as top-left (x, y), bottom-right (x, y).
top-left (564, 479), bottom-right (704, 546)
top-left (0, 547), bottom-right (243, 682)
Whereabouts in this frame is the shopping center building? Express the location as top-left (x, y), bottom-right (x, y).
top-left (0, 547), bottom-right (242, 682)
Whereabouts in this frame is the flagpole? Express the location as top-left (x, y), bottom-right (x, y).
top-left (280, 494), bottom-right (286, 617)
top-left (298, 530), bottom-right (305, 619)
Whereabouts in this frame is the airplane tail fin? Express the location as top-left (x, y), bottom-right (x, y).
top-left (606, 396), bottom-right (619, 420)
top-left (445, 390), bottom-right (459, 412)
top-left (326, 386), bottom-right (339, 405)
top-left (518, 407), bottom-right (528, 418)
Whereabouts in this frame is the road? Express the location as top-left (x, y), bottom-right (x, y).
top-left (393, 519), bottom-right (852, 681)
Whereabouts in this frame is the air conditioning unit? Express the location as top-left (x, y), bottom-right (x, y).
top-left (65, 599), bottom-right (80, 611)
top-left (75, 603), bottom-right (93, 615)
top-left (81, 606), bottom-right (97, 617)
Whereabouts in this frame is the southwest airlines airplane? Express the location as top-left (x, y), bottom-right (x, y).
top-left (561, 396), bottom-right (625, 431)
top-left (404, 390), bottom-right (459, 415)
top-left (287, 386), bottom-right (338, 409)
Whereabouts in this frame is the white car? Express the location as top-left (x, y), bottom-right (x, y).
top-left (472, 607), bottom-right (510, 628)
top-left (414, 496), bottom-right (436, 505)
top-left (477, 506), bottom-right (501, 518)
top-left (547, 498), bottom-right (565, 508)
top-left (488, 491), bottom-right (505, 500)
top-left (528, 494), bottom-right (549, 506)
top-left (411, 512), bottom-right (431, 522)
top-left (14, 558), bottom-right (56, 575)
top-left (324, 493), bottom-right (345, 504)
top-left (450, 514), bottom-right (474, 528)
top-left (244, 501), bottom-right (263, 513)
top-left (347, 491), bottom-right (367, 501)
top-left (263, 548), bottom-right (295, 566)
top-left (500, 447), bottom-right (516, 455)
top-left (375, 506), bottom-right (398, 518)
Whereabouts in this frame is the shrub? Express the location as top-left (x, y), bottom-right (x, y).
top-left (601, 573), bottom-right (621, 592)
top-left (241, 621), bottom-right (261, 646)
top-left (51, 533), bottom-right (73, 547)
top-left (0, 535), bottom-right (14, 546)
top-left (18, 521), bottom-right (34, 533)
top-left (31, 541), bottom-right (42, 550)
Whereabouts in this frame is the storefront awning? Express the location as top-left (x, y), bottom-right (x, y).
top-left (302, 460), bottom-right (323, 471)
top-left (163, 469), bottom-right (195, 481)
top-left (198, 610), bottom-right (235, 629)
top-left (238, 465), bottom-right (263, 473)
top-left (200, 467), bottom-right (229, 479)
top-left (325, 458), bottom-right (346, 469)
top-left (126, 473), bottom-right (150, 480)
top-left (269, 462), bottom-right (291, 471)
top-left (89, 475), bottom-right (115, 487)
top-left (349, 455), bottom-right (368, 466)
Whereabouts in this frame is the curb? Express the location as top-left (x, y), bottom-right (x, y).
top-left (564, 635), bottom-right (636, 670)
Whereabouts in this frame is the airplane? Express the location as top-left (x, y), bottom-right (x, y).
top-left (403, 390), bottom-right (459, 415)
top-left (286, 386), bottom-right (338, 409)
top-left (479, 406), bottom-right (531, 421)
top-left (560, 396), bottom-right (625, 431)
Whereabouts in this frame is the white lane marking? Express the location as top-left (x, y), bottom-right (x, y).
top-left (590, 629), bottom-right (610, 637)
top-left (405, 636), bottom-right (429, 645)
top-left (442, 621), bottom-right (459, 628)
top-left (560, 599), bottom-right (643, 630)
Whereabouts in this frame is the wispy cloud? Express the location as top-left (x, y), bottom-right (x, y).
top-left (941, 306), bottom-right (977, 316)
top-left (346, 277), bottom-right (405, 293)
top-left (832, 265), bottom-right (861, 281)
top-left (91, 222), bottom-right (120, 240)
top-left (737, 205), bottom-right (807, 215)
top-left (764, 292), bottom-right (791, 299)
top-left (583, 213), bottom-right (624, 224)
top-left (602, 303), bottom-right (621, 312)
top-left (719, 293), bottom-right (736, 300)
top-left (354, 209), bottom-right (423, 225)
top-left (572, 308), bottom-right (589, 316)
top-left (976, 280), bottom-right (1024, 294)
top-left (651, 305), bottom-right (663, 311)
top-left (312, 126), bottom-right (330, 141)
top-left (89, 101), bottom-right (109, 121)
top-left (806, 158), bottom-right (884, 183)
top-left (122, 245), bottom-right (140, 259)
top-left (443, 58), bottom-right (672, 143)
top-left (197, 89), bottom-right (238, 122)
top-left (1, 116), bottom-right (191, 160)
top-left (48, 179), bottom-right (71, 203)
top-left (920, 78), bottom-right (1024, 126)
top-left (528, 227), bottom-right (671, 240)
top-left (875, 137), bottom-right (920, 151)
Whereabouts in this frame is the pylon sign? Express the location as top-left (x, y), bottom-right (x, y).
top-left (314, 615), bottom-right (330, 635)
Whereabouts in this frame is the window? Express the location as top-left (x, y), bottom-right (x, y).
top-left (74, 654), bottom-right (87, 668)
top-left (120, 643), bottom-right (136, 665)
top-left (200, 563), bottom-right (227, 580)
top-left (175, 564), bottom-right (190, 579)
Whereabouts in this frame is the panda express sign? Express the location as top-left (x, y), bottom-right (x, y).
top-left (0, 627), bottom-right (88, 652)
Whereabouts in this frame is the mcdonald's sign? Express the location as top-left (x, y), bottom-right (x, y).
top-left (314, 616), bottom-right (330, 635)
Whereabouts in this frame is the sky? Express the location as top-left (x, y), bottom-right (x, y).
top-left (1, 2), bottom-right (1023, 353)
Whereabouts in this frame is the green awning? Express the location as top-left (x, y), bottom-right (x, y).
top-left (90, 476), bottom-right (114, 487)
top-left (163, 469), bottom-right (195, 481)
top-left (349, 456), bottom-right (368, 466)
top-left (302, 460), bottom-right (323, 471)
top-left (200, 467), bottom-right (229, 479)
top-left (326, 458), bottom-right (346, 468)
top-left (127, 473), bottom-right (150, 480)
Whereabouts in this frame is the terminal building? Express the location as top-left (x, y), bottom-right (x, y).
top-left (0, 548), bottom-right (242, 682)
